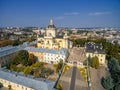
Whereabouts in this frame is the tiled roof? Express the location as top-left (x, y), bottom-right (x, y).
top-left (0, 68), bottom-right (55, 90)
top-left (85, 42), bottom-right (105, 54)
top-left (56, 35), bottom-right (64, 38)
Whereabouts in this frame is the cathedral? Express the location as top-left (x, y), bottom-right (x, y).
top-left (37, 19), bottom-right (72, 49)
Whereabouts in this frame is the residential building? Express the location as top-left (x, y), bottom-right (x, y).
top-left (0, 68), bottom-right (55, 90)
top-left (85, 42), bottom-right (106, 65)
top-left (25, 47), bottom-right (69, 64)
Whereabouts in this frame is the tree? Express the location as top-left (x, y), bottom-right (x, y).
top-left (32, 62), bottom-right (44, 68)
top-left (55, 60), bottom-right (63, 73)
top-left (108, 58), bottom-right (120, 84)
top-left (32, 62), bottom-right (46, 78)
top-left (91, 56), bottom-right (99, 69)
top-left (33, 67), bottom-right (41, 78)
top-left (57, 82), bottom-right (64, 90)
top-left (102, 76), bottom-right (114, 90)
top-left (29, 53), bottom-right (35, 64)
top-left (45, 68), bottom-right (54, 76)
top-left (17, 50), bottom-right (29, 66)
top-left (102, 58), bottom-right (120, 90)
top-left (7, 50), bottom-right (32, 70)
top-left (12, 40), bottom-right (20, 46)
top-left (0, 40), bottom-right (14, 47)
top-left (114, 84), bottom-right (120, 90)
top-left (10, 65), bottom-right (17, 71)
top-left (24, 66), bottom-right (32, 75)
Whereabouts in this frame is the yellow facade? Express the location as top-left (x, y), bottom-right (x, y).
top-left (37, 19), bottom-right (70, 49)
top-left (37, 38), bottom-right (68, 49)
top-left (86, 52), bottom-right (106, 65)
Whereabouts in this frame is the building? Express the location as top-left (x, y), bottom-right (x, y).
top-left (0, 41), bottom-right (37, 67)
top-left (25, 47), bottom-right (69, 64)
top-left (0, 68), bottom-right (55, 90)
top-left (37, 19), bottom-right (72, 49)
top-left (85, 42), bottom-right (106, 65)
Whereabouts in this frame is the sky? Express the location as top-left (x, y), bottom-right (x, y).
top-left (0, 0), bottom-right (120, 27)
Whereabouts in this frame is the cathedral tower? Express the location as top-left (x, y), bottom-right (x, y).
top-left (46, 19), bottom-right (56, 37)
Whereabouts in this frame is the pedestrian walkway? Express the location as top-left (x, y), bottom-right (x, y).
top-left (60, 66), bottom-right (87, 90)
top-left (69, 66), bottom-right (77, 90)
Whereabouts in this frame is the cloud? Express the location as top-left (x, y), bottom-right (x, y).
top-left (89, 12), bottom-right (111, 15)
top-left (53, 12), bottom-right (80, 20)
top-left (64, 12), bottom-right (80, 15)
top-left (54, 16), bottom-right (64, 20)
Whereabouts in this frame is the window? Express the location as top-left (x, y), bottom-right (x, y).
top-left (101, 55), bottom-right (103, 57)
top-left (22, 86), bottom-right (24, 89)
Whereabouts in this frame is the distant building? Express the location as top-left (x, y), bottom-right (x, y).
top-left (69, 34), bottom-right (87, 39)
top-left (37, 19), bottom-right (72, 49)
top-left (14, 31), bottom-right (24, 35)
top-left (0, 68), bottom-right (55, 90)
top-left (32, 29), bottom-right (40, 34)
top-left (25, 47), bottom-right (69, 64)
top-left (85, 42), bottom-right (106, 65)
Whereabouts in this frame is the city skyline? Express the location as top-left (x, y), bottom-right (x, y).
top-left (0, 0), bottom-right (120, 27)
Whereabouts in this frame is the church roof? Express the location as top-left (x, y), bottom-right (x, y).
top-left (56, 35), bottom-right (64, 38)
top-left (48, 24), bottom-right (56, 28)
top-left (85, 42), bottom-right (105, 54)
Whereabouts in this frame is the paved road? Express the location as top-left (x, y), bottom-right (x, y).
top-left (69, 66), bottom-right (77, 90)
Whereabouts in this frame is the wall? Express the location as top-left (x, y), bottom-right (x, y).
top-left (28, 51), bottom-right (66, 64)
top-left (0, 78), bottom-right (33, 90)
top-left (86, 52), bottom-right (106, 64)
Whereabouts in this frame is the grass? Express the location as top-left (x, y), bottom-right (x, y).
top-left (62, 64), bottom-right (72, 75)
top-left (56, 81), bottom-right (64, 90)
top-left (78, 66), bottom-right (87, 81)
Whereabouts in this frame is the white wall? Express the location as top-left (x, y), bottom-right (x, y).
top-left (44, 53), bottom-right (66, 64)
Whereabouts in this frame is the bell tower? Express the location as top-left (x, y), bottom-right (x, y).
top-left (45, 19), bottom-right (56, 37)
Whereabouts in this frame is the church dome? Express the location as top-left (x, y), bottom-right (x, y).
top-left (48, 19), bottom-right (56, 28)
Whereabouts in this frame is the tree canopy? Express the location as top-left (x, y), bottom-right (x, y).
top-left (7, 50), bottom-right (33, 68)
top-left (102, 58), bottom-right (120, 90)
top-left (54, 60), bottom-right (64, 73)
top-left (91, 56), bottom-right (99, 69)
